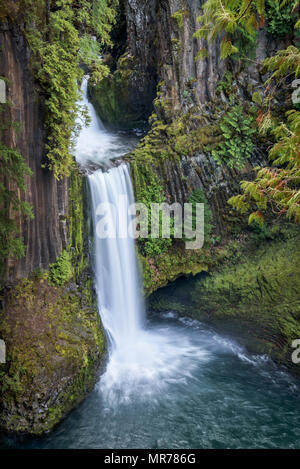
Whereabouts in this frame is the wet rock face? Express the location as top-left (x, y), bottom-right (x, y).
top-left (124, 0), bottom-right (225, 112)
top-left (125, 0), bottom-right (159, 108)
top-left (123, 0), bottom-right (268, 236)
top-left (152, 148), bottom-right (266, 236)
top-left (123, 0), bottom-right (285, 116)
top-left (0, 22), bottom-right (69, 284)
top-left (93, 0), bottom-right (224, 128)
top-left (0, 278), bottom-right (105, 435)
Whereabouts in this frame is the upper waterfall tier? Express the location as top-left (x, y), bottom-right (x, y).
top-left (75, 76), bottom-right (137, 169)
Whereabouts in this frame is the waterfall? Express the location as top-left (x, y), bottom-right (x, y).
top-left (76, 75), bottom-right (145, 356)
top-left (75, 77), bottom-right (206, 403)
top-left (89, 165), bottom-right (144, 351)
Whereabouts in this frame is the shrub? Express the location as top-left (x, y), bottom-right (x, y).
top-left (266, 0), bottom-right (297, 37)
top-left (49, 250), bottom-right (72, 286)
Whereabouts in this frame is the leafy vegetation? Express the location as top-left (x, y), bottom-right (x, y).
top-left (172, 9), bottom-right (189, 30)
top-left (130, 106), bottom-right (221, 257)
top-left (193, 0), bottom-right (299, 59)
top-left (0, 1), bottom-right (118, 271)
top-left (266, 0), bottom-right (298, 37)
top-left (135, 168), bottom-right (173, 258)
top-left (0, 100), bottom-right (33, 273)
top-left (194, 0), bottom-right (300, 225)
top-left (48, 250), bottom-right (72, 286)
top-left (228, 44), bottom-right (300, 225)
top-left (193, 0), bottom-right (264, 59)
top-left (212, 104), bottom-right (256, 170)
top-left (3, 0), bottom-right (118, 180)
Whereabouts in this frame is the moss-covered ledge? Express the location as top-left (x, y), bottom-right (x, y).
top-left (0, 276), bottom-right (105, 435)
top-left (0, 167), bottom-right (105, 435)
top-left (149, 227), bottom-right (300, 375)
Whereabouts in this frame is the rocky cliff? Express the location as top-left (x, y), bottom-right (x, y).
top-left (0, 21), bottom-right (106, 435)
top-left (92, 0), bottom-right (273, 243)
top-left (0, 22), bottom-right (69, 284)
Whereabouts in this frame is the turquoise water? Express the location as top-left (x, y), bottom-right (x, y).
top-left (1, 311), bottom-right (300, 449)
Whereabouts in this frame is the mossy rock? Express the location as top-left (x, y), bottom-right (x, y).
top-left (0, 278), bottom-right (105, 435)
top-left (88, 54), bottom-right (150, 131)
top-left (149, 228), bottom-right (300, 375)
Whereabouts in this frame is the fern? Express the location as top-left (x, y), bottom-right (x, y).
top-left (212, 105), bottom-right (256, 170)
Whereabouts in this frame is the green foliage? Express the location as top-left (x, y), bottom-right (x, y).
top-left (263, 45), bottom-right (300, 82)
top-left (130, 105), bottom-right (222, 258)
top-left (216, 71), bottom-right (236, 96)
top-left (137, 172), bottom-right (172, 258)
top-left (202, 4), bottom-right (300, 224)
top-left (0, 102), bottom-right (33, 272)
top-left (230, 45), bottom-right (300, 224)
top-left (194, 0), bottom-right (298, 60)
top-left (230, 25), bottom-right (258, 61)
top-left (193, 0), bottom-right (263, 59)
top-left (171, 9), bottom-right (189, 30)
top-left (48, 250), bottom-right (72, 286)
top-left (231, 109), bottom-right (300, 223)
top-left (212, 105), bottom-right (256, 169)
top-left (5, 0), bottom-right (118, 180)
top-left (266, 0), bottom-right (297, 37)
top-left (27, 4), bottom-right (83, 180)
top-left (0, 276), bottom-right (105, 434)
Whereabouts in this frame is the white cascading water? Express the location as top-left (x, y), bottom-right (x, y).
top-left (75, 77), bottom-right (208, 403)
top-left (88, 165), bottom-right (144, 349)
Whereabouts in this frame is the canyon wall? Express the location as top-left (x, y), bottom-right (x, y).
top-left (0, 22), bottom-right (69, 284)
top-left (124, 0), bottom-right (225, 110)
top-left (0, 21), bottom-right (105, 435)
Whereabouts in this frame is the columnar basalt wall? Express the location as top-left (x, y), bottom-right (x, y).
top-left (0, 22), bottom-right (69, 284)
top-left (124, 0), bottom-right (225, 111)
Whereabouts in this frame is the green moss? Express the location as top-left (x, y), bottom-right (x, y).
top-left (193, 230), bottom-right (300, 367)
top-left (150, 227), bottom-right (300, 373)
top-left (140, 243), bottom-right (211, 296)
top-left (171, 9), bottom-right (189, 30)
top-left (129, 110), bottom-right (221, 171)
top-left (89, 53), bottom-right (147, 130)
top-left (127, 108), bottom-right (222, 289)
top-left (0, 161), bottom-right (104, 435)
top-left (0, 277), bottom-right (105, 435)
